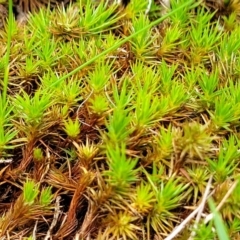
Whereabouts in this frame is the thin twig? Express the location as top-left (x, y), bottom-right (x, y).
top-left (0, 158), bottom-right (12, 163)
top-left (32, 220), bottom-right (38, 240)
top-left (44, 196), bottom-right (61, 240)
top-left (204, 179), bottom-right (239, 224)
top-left (188, 175), bottom-right (213, 240)
top-left (164, 176), bottom-right (213, 240)
top-left (104, 84), bottom-right (115, 107)
top-left (76, 89), bottom-right (93, 117)
top-left (145, 0), bottom-right (152, 15)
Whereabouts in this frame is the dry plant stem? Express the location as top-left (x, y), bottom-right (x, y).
top-left (76, 90), bottom-right (99, 131)
top-left (74, 232), bottom-right (80, 240)
top-left (44, 196), bottom-right (61, 240)
top-left (164, 176), bottom-right (213, 240)
top-left (76, 90), bottom-right (93, 117)
top-left (39, 149), bottom-right (50, 182)
top-left (0, 158), bottom-right (12, 163)
top-left (17, 140), bottom-right (35, 174)
top-left (204, 179), bottom-right (239, 224)
top-left (33, 220), bottom-right (38, 240)
top-left (78, 201), bottom-right (98, 238)
top-left (188, 175), bottom-right (213, 240)
top-left (104, 84), bottom-right (115, 107)
top-left (145, 0), bottom-right (152, 15)
top-left (162, 0), bottom-right (170, 8)
top-left (161, 0), bottom-right (171, 15)
top-left (55, 170), bottom-right (94, 238)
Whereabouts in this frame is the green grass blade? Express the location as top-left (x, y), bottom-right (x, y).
top-left (3, 0), bottom-right (13, 103)
top-left (208, 198), bottom-right (230, 240)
